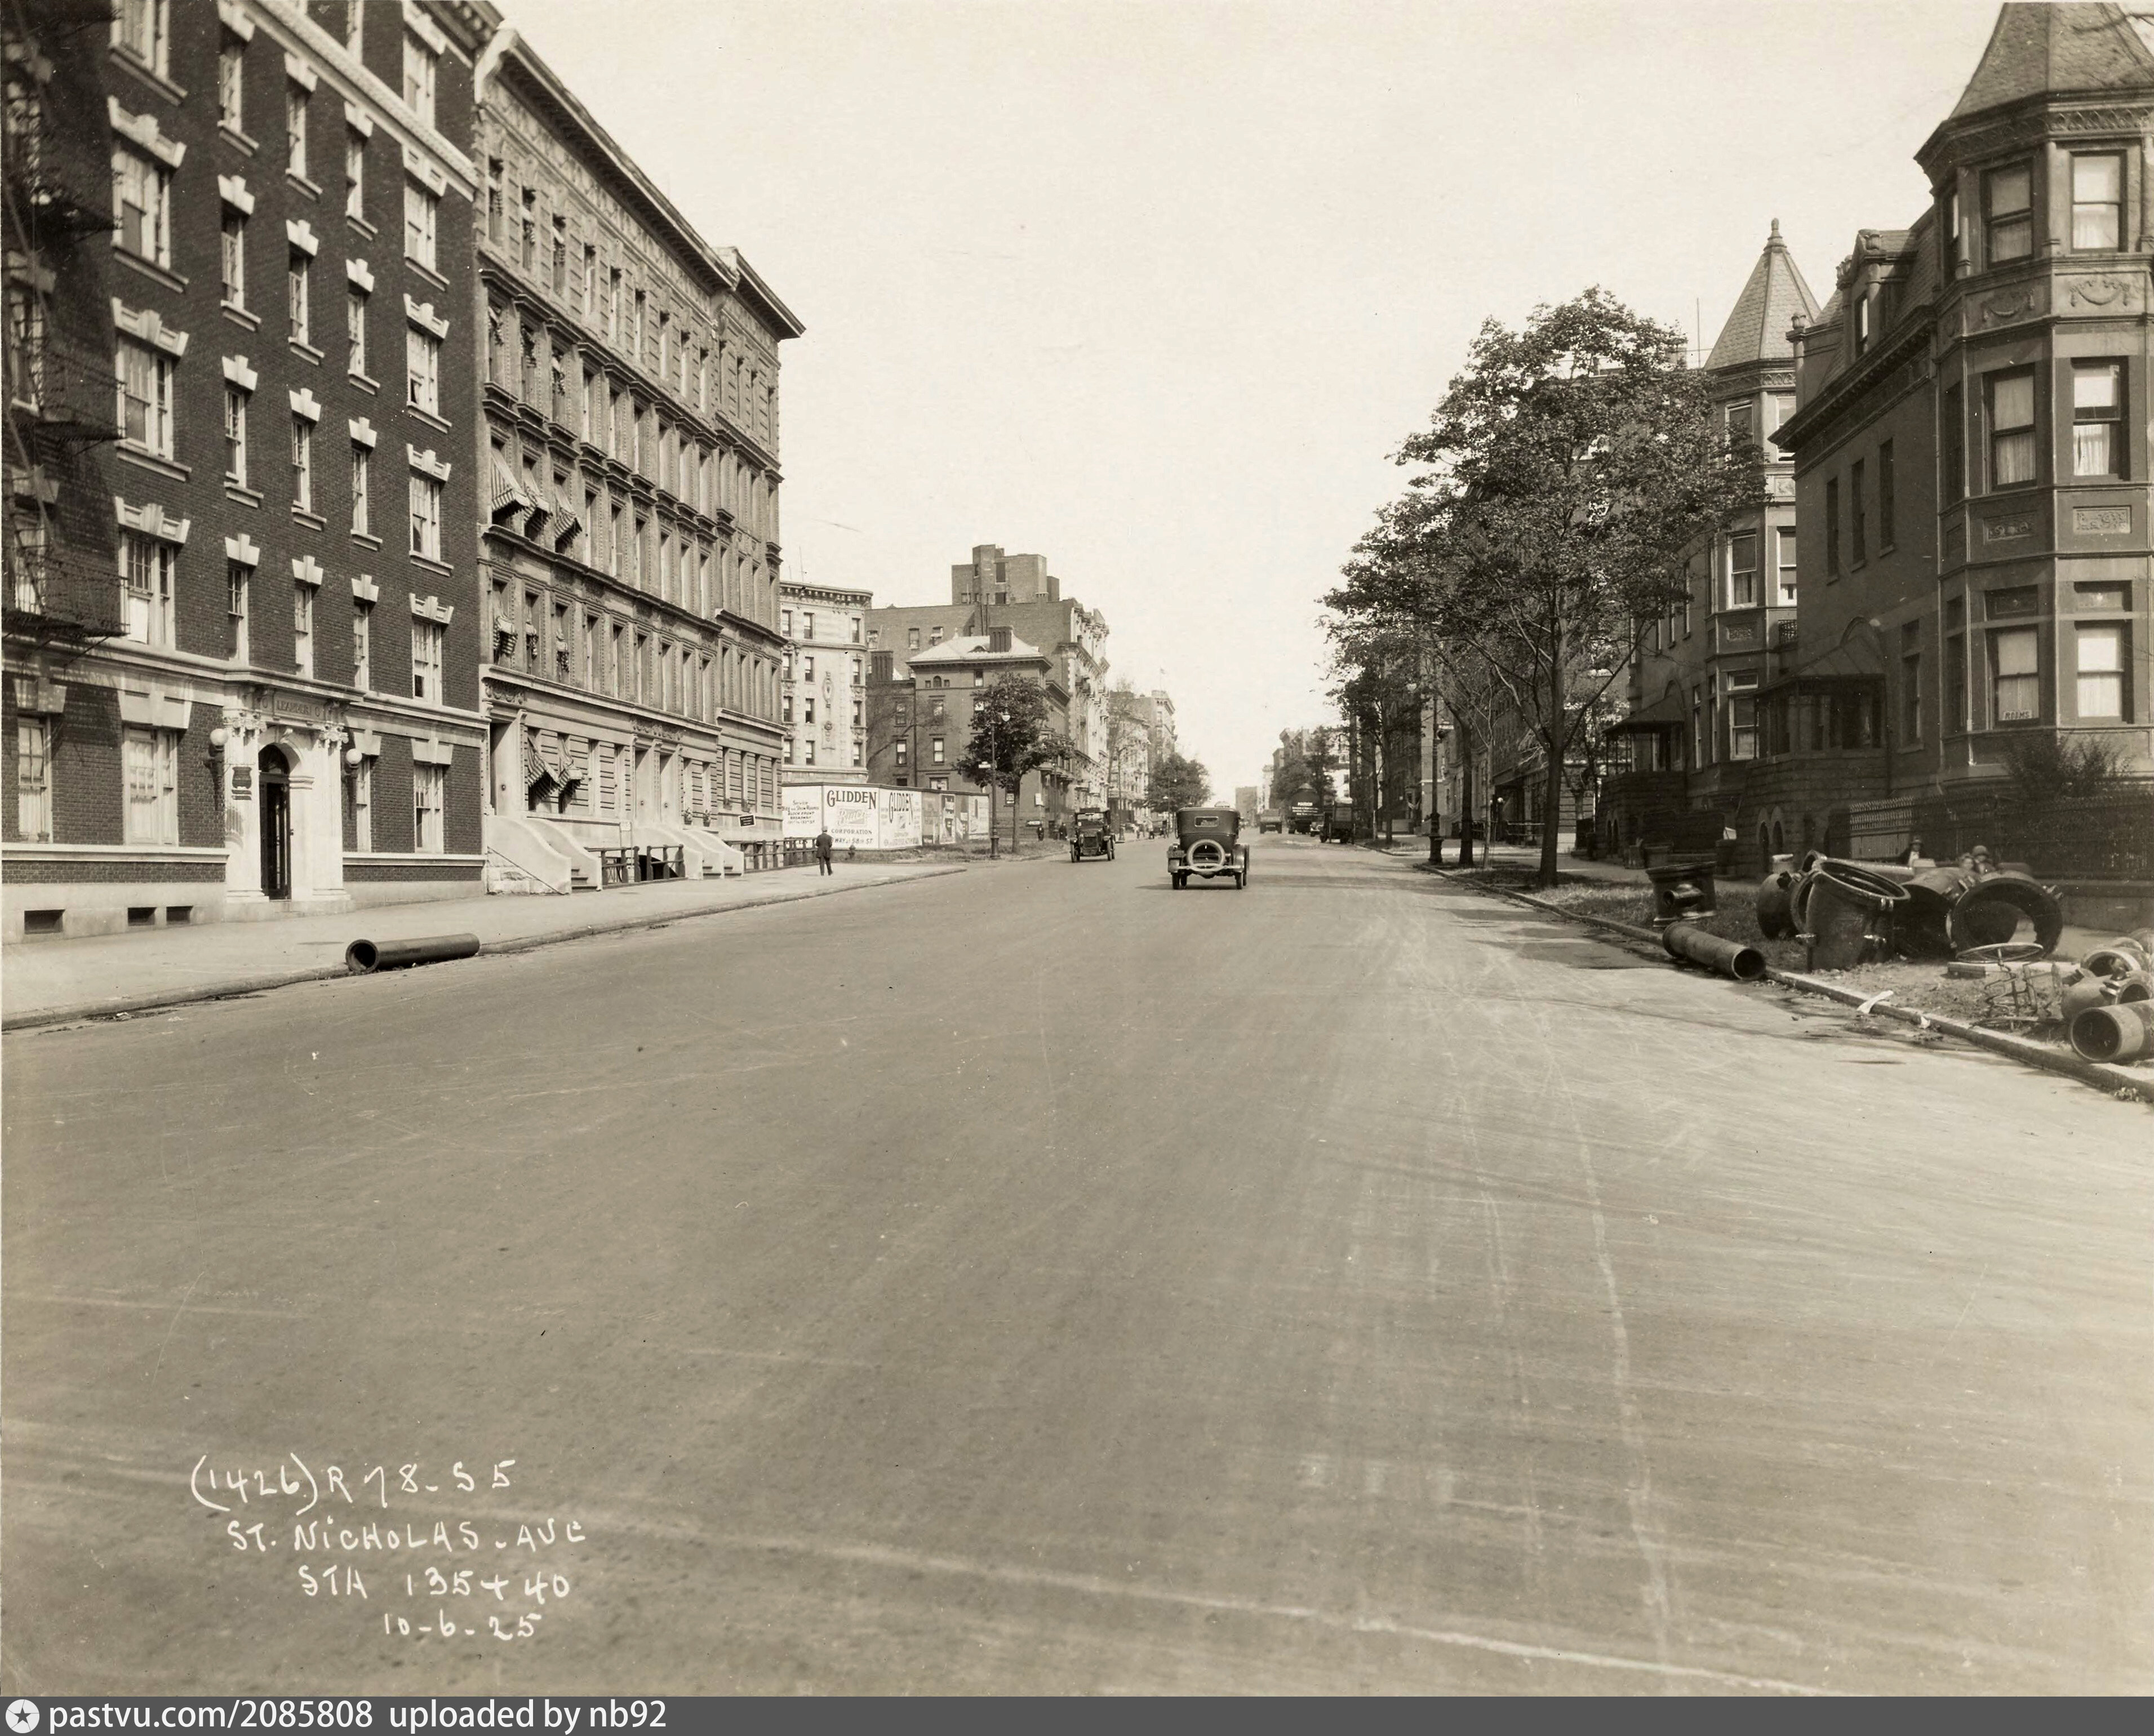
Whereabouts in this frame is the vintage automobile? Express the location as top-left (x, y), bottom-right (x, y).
top-left (1256, 809), bottom-right (1285, 833)
top-left (1069, 809), bottom-right (1115, 861)
top-left (1168, 807), bottom-right (1250, 890)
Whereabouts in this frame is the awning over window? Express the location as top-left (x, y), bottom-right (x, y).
top-left (1760, 632), bottom-right (1884, 696)
top-left (1608, 688), bottom-right (1686, 735)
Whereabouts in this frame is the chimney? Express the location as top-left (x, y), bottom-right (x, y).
top-left (988, 626), bottom-right (1012, 653)
top-left (870, 649), bottom-right (894, 682)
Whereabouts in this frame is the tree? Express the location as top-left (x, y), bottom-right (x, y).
top-left (956, 675), bottom-right (1069, 858)
top-left (1103, 678), bottom-right (1151, 814)
top-left (1145, 751), bottom-right (1211, 813)
top-left (1330, 287), bottom-right (1764, 886)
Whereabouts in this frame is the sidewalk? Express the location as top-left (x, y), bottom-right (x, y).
top-left (1, 861), bottom-right (962, 1030)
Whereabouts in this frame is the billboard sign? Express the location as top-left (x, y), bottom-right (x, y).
top-left (819, 784), bottom-right (881, 849)
top-left (781, 785), bottom-right (823, 839)
top-left (876, 786), bottom-right (921, 849)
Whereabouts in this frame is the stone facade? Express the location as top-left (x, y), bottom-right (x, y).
top-left (5, 0), bottom-right (494, 941)
top-left (472, 26), bottom-right (798, 884)
top-left (778, 578), bottom-right (869, 782)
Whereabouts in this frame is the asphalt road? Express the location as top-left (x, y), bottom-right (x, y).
top-left (5, 839), bottom-right (2149, 1694)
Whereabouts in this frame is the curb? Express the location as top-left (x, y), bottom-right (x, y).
top-left (2, 866), bottom-right (967, 1034)
top-left (1421, 865), bottom-right (2154, 1106)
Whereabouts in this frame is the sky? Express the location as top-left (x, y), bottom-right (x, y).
top-left (499, 0), bottom-right (2006, 795)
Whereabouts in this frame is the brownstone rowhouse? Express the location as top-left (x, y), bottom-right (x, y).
top-left (4, 0), bottom-right (494, 942)
top-left (1768, 3), bottom-right (2154, 911)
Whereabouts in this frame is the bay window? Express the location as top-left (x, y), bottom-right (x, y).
top-left (2076, 624), bottom-right (2126, 719)
top-left (1988, 370), bottom-right (2036, 487)
top-left (1985, 162), bottom-right (2032, 266)
top-left (2071, 153), bottom-right (2123, 252)
top-left (1991, 626), bottom-right (2040, 723)
top-left (2072, 360), bottom-right (2124, 478)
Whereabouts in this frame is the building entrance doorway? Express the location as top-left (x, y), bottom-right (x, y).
top-left (259, 747), bottom-right (291, 900)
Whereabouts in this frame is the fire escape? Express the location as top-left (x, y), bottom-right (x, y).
top-left (5, 0), bottom-right (123, 668)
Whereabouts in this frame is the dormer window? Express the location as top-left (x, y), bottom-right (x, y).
top-left (1985, 163), bottom-right (2033, 266)
top-left (2072, 153), bottom-right (2123, 252)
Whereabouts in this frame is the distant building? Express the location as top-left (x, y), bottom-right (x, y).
top-left (779, 580), bottom-right (870, 784)
top-left (1233, 785), bottom-right (1259, 822)
top-left (864, 627), bottom-right (1076, 833)
top-left (865, 543), bottom-right (1109, 807)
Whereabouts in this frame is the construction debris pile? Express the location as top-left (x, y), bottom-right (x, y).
top-left (2058, 934), bottom-right (2154, 1063)
top-left (1756, 847), bottom-right (2065, 971)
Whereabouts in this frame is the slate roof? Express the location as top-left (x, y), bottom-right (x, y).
top-left (1947, 3), bottom-right (2154, 119)
top-left (906, 633), bottom-right (1046, 666)
top-left (1704, 221), bottom-right (1822, 371)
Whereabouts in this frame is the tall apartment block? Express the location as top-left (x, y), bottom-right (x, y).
top-left (473, 27), bottom-right (799, 884)
top-left (5, 0), bottom-right (492, 940)
top-left (778, 577), bottom-right (869, 783)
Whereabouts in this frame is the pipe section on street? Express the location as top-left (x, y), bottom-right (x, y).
top-left (345, 934), bottom-right (483, 974)
top-left (1662, 920), bottom-right (1767, 982)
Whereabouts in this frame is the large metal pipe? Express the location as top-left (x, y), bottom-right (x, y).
top-left (2069, 999), bottom-right (2154, 1063)
top-left (345, 934), bottom-right (482, 974)
top-left (1662, 920), bottom-right (1767, 982)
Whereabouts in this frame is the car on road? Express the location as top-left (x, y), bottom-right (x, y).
top-left (1256, 809), bottom-right (1284, 833)
top-left (1070, 808), bottom-right (1114, 861)
top-left (1168, 807), bottom-right (1250, 890)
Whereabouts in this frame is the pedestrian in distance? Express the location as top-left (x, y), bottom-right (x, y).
top-left (815, 828), bottom-right (834, 875)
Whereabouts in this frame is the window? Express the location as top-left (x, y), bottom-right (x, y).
top-left (802, 696), bottom-right (815, 724)
top-left (113, 0), bottom-right (169, 74)
top-left (350, 441), bottom-right (370, 535)
top-left (290, 413), bottom-right (312, 509)
top-left (113, 148), bottom-right (171, 266)
top-left (552, 217), bottom-right (567, 297)
top-left (781, 608), bottom-right (792, 635)
top-left (220, 207), bottom-right (247, 307)
top-left (1943, 382), bottom-right (1965, 504)
top-left (402, 33), bottom-right (437, 127)
top-left (803, 611), bottom-right (816, 639)
top-left (1776, 528), bottom-right (1797, 606)
top-left (219, 36), bottom-right (245, 132)
top-left (1726, 533), bottom-right (1758, 607)
top-left (121, 726), bottom-right (177, 845)
top-left (352, 599), bottom-right (372, 690)
top-left (118, 530), bottom-right (175, 645)
top-left (895, 740), bottom-right (907, 767)
top-left (347, 286), bottom-right (367, 375)
top-left (1985, 163), bottom-right (2032, 266)
top-left (1850, 459), bottom-right (1867, 565)
top-left (226, 562), bottom-right (248, 660)
top-left (1877, 440), bottom-right (1895, 550)
top-left (1991, 626), bottom-right (2040, 723)
top-left (288, 251), bottom-right (311, 345)
top-left (408, 471), bottom-right (441, 560)
top-left (486, 159), bottom-right (503, 244)
top-left (345, 130), bottom-right (365, 221)
top-left (292, 579), bottom-right (314, 676)
top-left (1824, 477), bottom-right (1840, 577)
top-left (224, 385), bottom-right (247, 484)
top-left (802, 739), bottom-right (815, 767)
top-left (348, 755), bottom-right (373, 851)
top-left (907, 627), bottom-right (920, 649)
top-left (1989, 370), bottom-right (2036, 487)
top-left (2077, 624), bottom-right (2126, 718)
top-left (2073, 360), bottom-right (2124, 477)
top-left (411, 618), bottom-right (445, 700)
top-left (781, 691), bottom-right (793, 725)
top-left (2072, 153), bottom-right (2123, 252)
top-left (1901, 622), bottom-right (1921, 743)
top-left (406, 325), bottom-right (439, 414)
top-left (931, 736), bottom-right (945, 765)
top-left (115, 335), bottom-right (173, 456)
top-left (413, 763), bottom-right (445, 853)
top-left (16, 718), bottom-right (51, 841)
top-left (287, 83), bottom-right (309, 180)
top-left (404, 181), bottom-right (438, 271)
top-left (606, 266), bottom-right (621, 341)
top-left (802, 654), bottom-right (814, 680)
top-left (582, 244), bottom-right (597, 319)
top-left (1727, 696), bottom-right (1758, 762)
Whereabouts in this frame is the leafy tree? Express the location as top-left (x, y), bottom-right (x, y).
top-left (1145, 751), bottom-right (1212, 813)
top-left (956, 675), bottom-right (1069, 858)
top-left (1331, 287), bottom-right (1763, 886)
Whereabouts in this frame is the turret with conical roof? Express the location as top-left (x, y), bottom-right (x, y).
top-left (1706, 220), bottom-right (1822, 372)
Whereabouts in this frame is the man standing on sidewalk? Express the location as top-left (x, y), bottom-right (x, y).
top-left (815, 829), bottom-right (834, 875)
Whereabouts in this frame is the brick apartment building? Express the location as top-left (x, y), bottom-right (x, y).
top-left (778, 577), bottom-right (869, 784)
top-left (473, 26), bottom-right (798, 885)
top-left (865, 542), bottom-right (1108, 808)
top-left (864, 625), bottom-right (1075, 831)
top-left (1600, 221), bottom-right (1821, 862)
top-left (5, 0), bottom-right (492, 941)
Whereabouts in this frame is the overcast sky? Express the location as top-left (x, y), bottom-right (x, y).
top-left (501, 0), bottom-right (2003, 793)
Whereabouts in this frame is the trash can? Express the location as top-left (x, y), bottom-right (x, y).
top-left (1645, 860), bottom-right (1717, 924)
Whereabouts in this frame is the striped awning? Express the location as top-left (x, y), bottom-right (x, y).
top-left (490, 456), bottom-right (536, 518)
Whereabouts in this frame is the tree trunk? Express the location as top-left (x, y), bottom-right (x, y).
top-left (1456, 724), bottom-right (1475, 867)
top-left (1538, 728), bottom-right (1565, 888)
